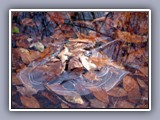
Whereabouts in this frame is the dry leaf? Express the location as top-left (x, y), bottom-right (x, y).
top-left (115, 100), bottom-right (134, 108)
top-left (20, 96), bottom-right (40, 108)
top-left (61, 103), bottom-right (69, 108)
top-left (89, 57), bottom-right (107, 68)
top-left (136, 104), bottom-right (148, 108)
top-left (107, 87), bottom-right (127, 97)
top-left (30, 42), bottom-right (45, 52)
top-left (139, 66), bottom-right (148, 77)
top-left (137, 78), bottom-right (148, 91)
top-left (12, 73), bottom-right (22, 85)
top-left (90, 99), bottom-right (107, 108)
top-left (17, 48), bottom-right (40, 64)
top-left (64, 94), bottom-right (84, 105)
top-left (58, 46), bottom-right (71, 63)
top-left (83, 71), bottom-right (99, 81)
top-left (48, 12), bottom-right (65, 24)
top-left (16, 85), bottom-right (37, 97)
top-left (123, 76), bottom-right (141, 103)
top-left (80, 55), bottom-right (96, 70)
top-left (116, 30), bottom-right (147, 43)
top-left (68, 57), bottom-right (83, 70)
top-left (91, 89), bottom-right (109, 103)
top-left (21, 18), bottom-right (35, 26)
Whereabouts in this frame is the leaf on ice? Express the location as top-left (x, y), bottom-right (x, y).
top-left (107, 87), bottom-right (127, 97)
top-left (17, 59), bottom-right (65, 93)
top-left (83, 71), bottom-right (99, 81)
top-left (80, 55), bottom-right (97, 70)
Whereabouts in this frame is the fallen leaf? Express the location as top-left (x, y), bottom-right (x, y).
top-left (136, 104), bottom-right (148, 108)
top-left (69, 38), bottom-right (95, 45)
top-left (12, 73), bottom-right (22, 85)
top-left (21, 18), bottom-right (35, 26)
top-left (115, 100), bottom-right (134, 108)
top-left (91, 89), bottom-right (109, 103)
top-left (58, 46), bottom-right (71, 63)
top-left (83, 71), bottom-right (99, 81)
top-left (68, 57), bottom-right (83, 70)
top-left (61, 103), bottom-right (69, 108)
top-left (12, 26), bottom-right (20, 33)
top-left (123, 76), bottom-right (141, 103)
top-left (89, 57), bottom-right (107, 68)
top-left (80, 55), bottom-right (96, 70)
top-left (16, 85), bottom-right (37, 97)
top-left (48, 12), bottom-right (65, 24)
top-left (20, 96), bottom-right (40, 108)
top-left (137, 78), bottom-right (148, 91)
top-left (17, 48), bottom-right (39, 64)
top-left (64, 94), bottom-right (84, 105)
top-left (41, 91), bottom-right (59, 104)
top-left (30, 42), bottom-right (45, 52)
top-left (116, 30), bottom-right (147, 43)
top-left (107, 87), bottom-right (127, 97)
top-left (139, 66), bottom-right (148, 77)
top-left (90, 99), bottom-right (107, 108)
top-left (112, 12), bottom-right (148, 35)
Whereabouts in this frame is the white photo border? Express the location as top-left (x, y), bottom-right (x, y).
top-left (9, 9), bottom-right (151, 111)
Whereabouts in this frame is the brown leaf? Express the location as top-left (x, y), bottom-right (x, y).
top-left (91, 89), bottom-right (109, 103)
top-left (16, 38), bottom-right (30, 48)
top-left (126, 48), bottom-right (146, 66)
top-left (48, 12), bottom-right (65, 24)
top-left (21, 18), bottom-right (35, 26)
top-left (68, 57), bottom-right (83, 70)
top-left (16, 85), bottom-right (37, 97)
top-left (107, 87), bottom-right (127, 97)
top-left (17, 47), bottom-right (51, 65)
top-left (116, 30), bottom-right (147, 43)
top-left (90, 99), bottom-right (107, 108)
top-left (136, 104), bottom-right (148, 108)
top-left (61, 103), bottom-right (69, 108)
top-left (123, 76), bottom-right (141, 103)
top-left (89, 57), bottom-right (107, 68)
top-left (17, 48), bottom-right (40, 64)
top-left (137, 78), bottom-right (148, 91)
top-left (80, 55), bottom-right (96, 70)
top-left (83, 71), bottom-right (99, 81)
top-left (64, 94), bottom-right (84, 105)
top-left (41, 91), bottom-right (59, 104)
top-left (20, 96), bottom-right (40, 108)
top-left (12, 73), bottom-right (22, 85)
top-left (115, 100), bottom-right (134, 108)
top-left (139, 66), bottom-right (148, 77)
top-left (112, 12), bottom-right (148, 35)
